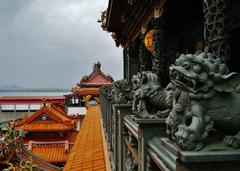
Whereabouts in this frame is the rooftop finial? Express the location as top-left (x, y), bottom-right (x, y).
top-left (42, 97), bottom-right (47, 106)
top-left (93, 62), bottom-right (101, 72)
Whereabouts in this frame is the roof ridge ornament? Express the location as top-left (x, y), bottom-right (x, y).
top-left (93, 62), bottom-right (101, 72)
top-left (42, 97), bottom-right (47, 106)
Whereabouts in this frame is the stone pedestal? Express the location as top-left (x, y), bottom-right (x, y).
top-left (148, 137), bottom-right (240, 171)
top-left (132, 116), bottom-right (167, 171)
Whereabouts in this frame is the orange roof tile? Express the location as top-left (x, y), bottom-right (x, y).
top-left (71, 87), bottom-right (100, 94)
top-left (17, 123), bottom-right (76, 132)
top-left (64, 105), bottom-right (111, 171)
top-left (21, 147), bottom-right (62, 171)
top-left (29, 141), bottom-right (73, 163)
top-left (80, 82), bottom-right (110, 87)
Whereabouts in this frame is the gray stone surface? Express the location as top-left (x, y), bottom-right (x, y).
top-left (148, 137), bottom-right (240, 171)
top-left (161, 138), bottom-right (240, 163)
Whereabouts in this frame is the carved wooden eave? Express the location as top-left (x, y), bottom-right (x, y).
top-left (228, 1), bottom-right (240, 30)
top-left (104, 0), bottom-right (166, 47)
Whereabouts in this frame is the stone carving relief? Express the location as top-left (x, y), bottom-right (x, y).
top-left (100, 84), bottom-right (109, 93)
top-left (152, 27), bottom-right (161, 75)
top-left (125, 150), bottom-right (137, 171)
top-left (166, 52), bottom-right (240, 150)
top-left (111, 79), bottom-right (133, 104)
top-left (106, 84), bottom-right (114, 100)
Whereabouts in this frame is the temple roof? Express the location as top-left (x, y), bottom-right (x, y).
top-left (22, 131), bottom-right (77, 164)
top-left (87, 62), bottom-right (112, 82)
top-left (19, 147), bottom-right (62, 171)
top-left (64, 105), bottom-right (111, 171)
top-left (71, 62), bottom-right (113, 94)
top-left (82, 62), bottom-right (113, 85)
top-left (0, 129), bottom-right (62, 171)
top-left (86, 71), bottom-right (112, 85)
top-left (28, 141), bottom-right (73, 163)
top-left (16, 103), bottom-right (78, 132)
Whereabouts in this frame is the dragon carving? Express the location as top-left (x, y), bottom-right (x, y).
top-left (166, 52), bottom-right (240, 150)
top-left (131, 71), bottom-right (173, 118)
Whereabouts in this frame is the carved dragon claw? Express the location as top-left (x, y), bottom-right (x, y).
top-left (175, 124), bottom-right (203, 151)
top-left (138, 109), bottom-right (151, 119)
top-left (223, 133), bottom-right (240, 149)
top-left (175, 125), bottom-right (190, 145)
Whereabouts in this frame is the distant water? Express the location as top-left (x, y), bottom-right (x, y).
top-left (0, 91), bottom-right (71, 96)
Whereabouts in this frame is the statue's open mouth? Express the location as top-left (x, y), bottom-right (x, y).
top-left (170, 69), bottom-right (206, 92)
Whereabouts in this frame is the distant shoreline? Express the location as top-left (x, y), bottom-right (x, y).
top-left (0, 89), bottom-right (70, 92)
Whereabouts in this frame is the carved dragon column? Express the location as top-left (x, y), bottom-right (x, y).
top-left (152, 8), bottom-right (167, 86)
top-left (203, 0), bottom-right (230, 61)
top-left (139, 26), bottom-right (148, 72)
top-left (125, 44), bottom-right (140, 82)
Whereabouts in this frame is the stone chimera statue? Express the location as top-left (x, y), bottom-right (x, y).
top-left (166, 52), bottom-right (240, 150)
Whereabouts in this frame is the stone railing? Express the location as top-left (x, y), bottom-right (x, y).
top-left (99, 79), bottom-right (169, 171)
top-left (100, 82), bottom-right (169, 171)
top-left (99, 61), bottom-right (240, 171)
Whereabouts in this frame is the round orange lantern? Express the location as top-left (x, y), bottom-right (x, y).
top-left (144, 29), bottom-right (155, 52)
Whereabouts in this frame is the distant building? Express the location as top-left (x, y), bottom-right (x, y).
top-left (0, 96), bottom-right (65, 131)
top-left (71, 62), bottom-right (113, 96)
top-left (65, 62), bottom-right (113, 112)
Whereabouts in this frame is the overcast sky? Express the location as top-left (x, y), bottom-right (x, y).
top-left (0, 0), bottom-right (123, 88)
